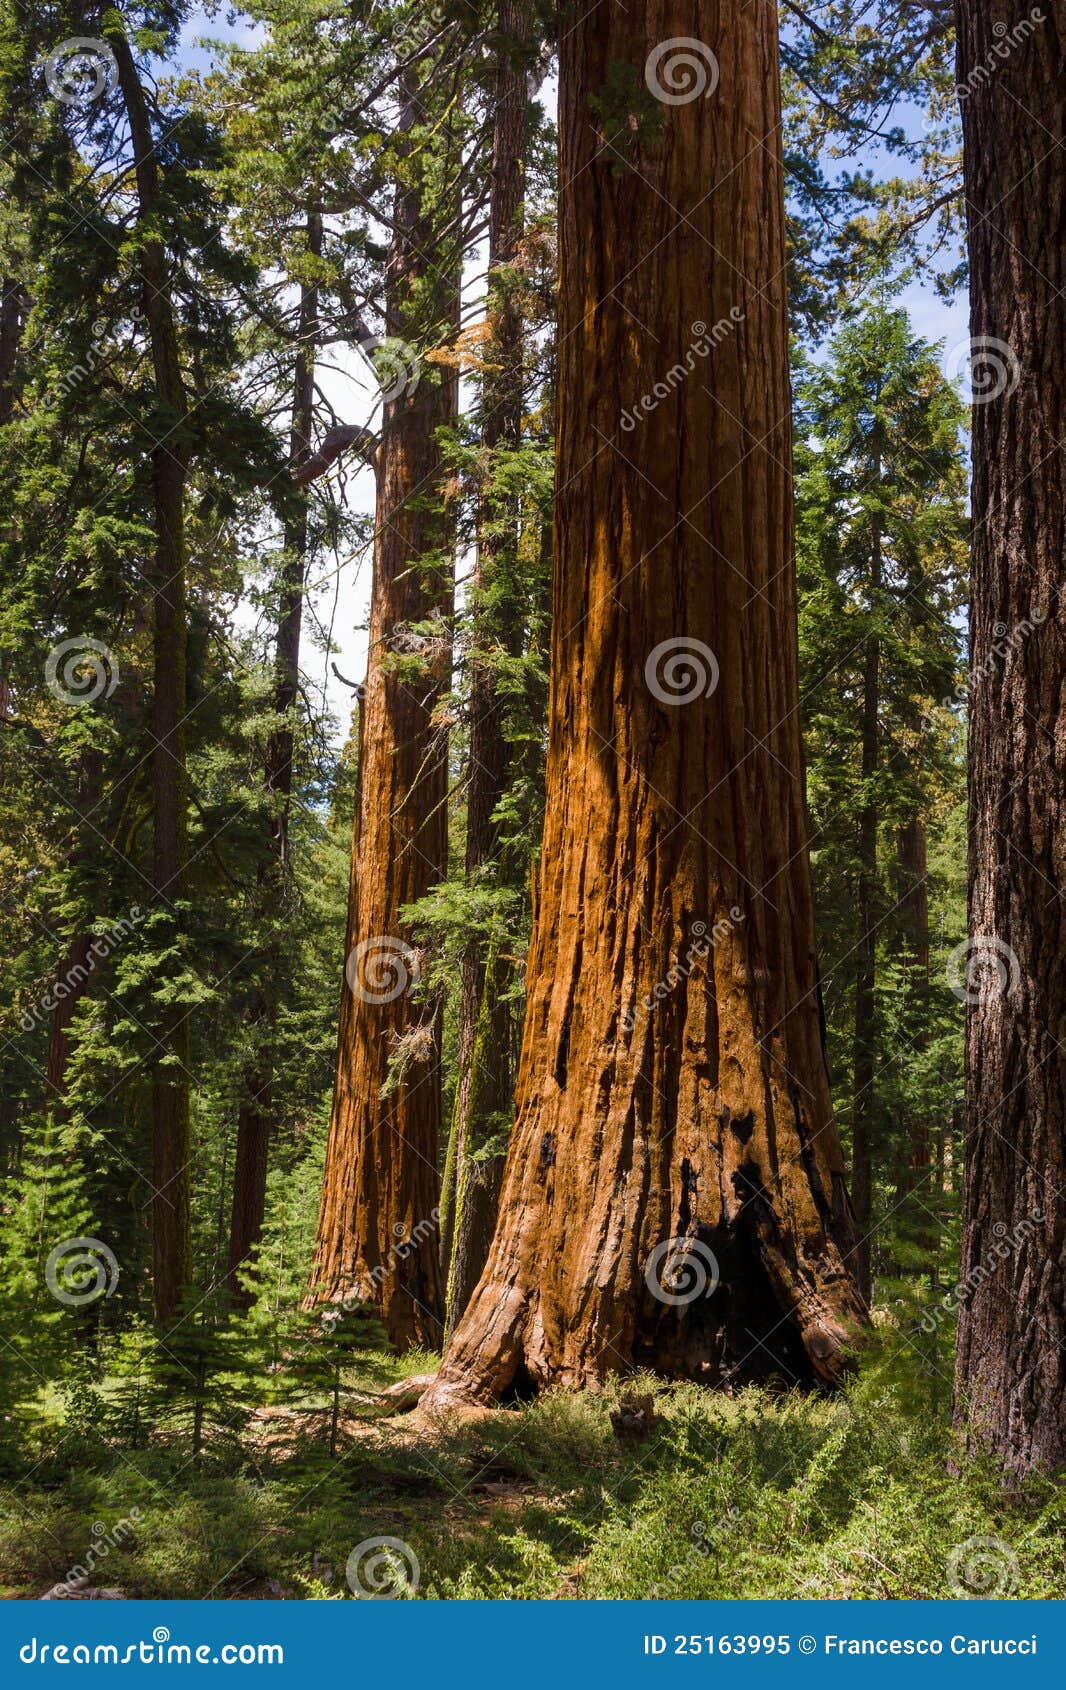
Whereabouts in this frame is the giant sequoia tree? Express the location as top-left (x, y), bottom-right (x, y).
top-left (953, 0), bottom-right (1066, 1474)
top-left (442, 0), bottom-right (535, 1337)
top-left (424, 0), bottom-right (866, 1407)
top-left (309, 53), bottom-right (461, 1347)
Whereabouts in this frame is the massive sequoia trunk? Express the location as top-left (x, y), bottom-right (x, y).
top-left (308, 72), bottom-right (457, 1349)
top-left (110, 25), bottom-right (192, 1328)
top-left (443, 0), bottom-right (530, 1337)
top-left (423, 0), bottom-right (866, 1407)
top-left (228, 213), bottom-right (321, 1305)
top-left (953, 0), bottom-right (1066, 1473)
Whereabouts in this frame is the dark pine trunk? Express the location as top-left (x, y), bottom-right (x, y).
top-left (0, 0), bottom-right (29, 430)
top-left (424, 0), bottom-right (866, 1409)
top-left (110, 24), bottom-right (192, 1328)
top-left (851, 490), bottom-right (881, 1305)
top-left (953, 0), bottom-right (1066, 1473)
top-left (44, 936), bottom-right (94, 1112)
top-left (894, 816), bottom-right (932, 1211)
top-left (44, 750), bottom-right (103, 1119)
top-left (227, 212), bottom-right (321, 1305)
top-left (0, 277), bottom-right (22, 427)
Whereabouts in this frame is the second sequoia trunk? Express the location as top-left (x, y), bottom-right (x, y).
top-left (443, 0), bottom-right (531, 1336)
top-left (309, 63), bottom-right (458, 1348)
top-left (424, 0), bottom-right (865, 1406)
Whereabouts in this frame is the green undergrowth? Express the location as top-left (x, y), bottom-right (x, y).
top-left (1, 1335), bottom-right (1062, 1600)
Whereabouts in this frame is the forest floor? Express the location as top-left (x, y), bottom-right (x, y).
top-left (2, 1333), bottom-right (1064, 1600)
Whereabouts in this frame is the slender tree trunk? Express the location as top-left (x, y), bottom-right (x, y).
top-left (44, 936), bottom-right (93, 1109)
top-left (851, 495), bottom-right (881, 1304)
top-left (896, 816), bottom-right (931, 1171)
top-left (897, 820), bottom-right (930, 991)
top-left (0, 1), bottom-right (28, 430)
top-left (443, 0), bottom-right (530, 1337)
top-left (953, 0), bottom-right (1066, 1474)
top-left (424, 0), bottom-right (866, 1409)
top-left (890, 814), bottom-right (935, 1270)
top-left (446, 942), bottom-right (513, 1334)
top-left (309, 68), bottom-right (459, 1349)
top-left (110, 23), bottom-right (191, 1327)
top-left (931, 1111), bottom-right (946, 1293)
top-left (0, 279), bottom-right (23, 427)
top-left (44, 751), bottom-right (103, 1118)
top-left (227, 212), bottom-right (321, 1305)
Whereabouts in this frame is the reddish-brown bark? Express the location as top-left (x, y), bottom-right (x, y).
top-left (309, 71), bottom-right (459, 1349)
top-left (424, 0), bottom-right (866, 1407)
top-left (444, 0), bottom-right (531, 1337)
top-left (953, 0), bottom-right (1066, 1473)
